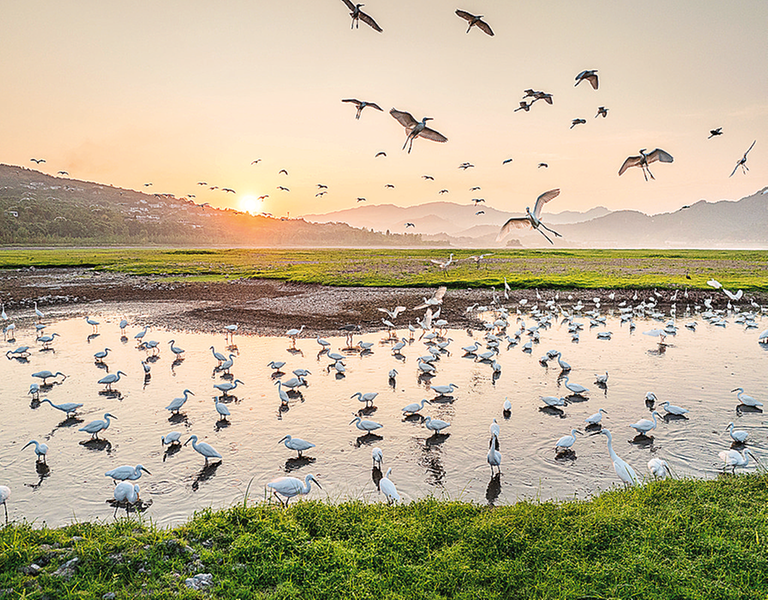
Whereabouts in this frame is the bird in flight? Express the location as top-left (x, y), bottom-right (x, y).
top-left (708, 127), bottom-right (723, 139)
top-left (317, 184), bottom-right (328, 189)
top-left (730, 140), bottom-right (756, 177)
top-left (514, 101), bottom-right (531, 113)
top-left (144, 183), bottom-right (153, 187)
top-left (438, 189), bottom-right (449, 194)
top-left (497, 188), bottom-right (562, 245)
top-left (538, 163), bottom-right (548, 169)
top-left (469, 186), bottom-right (481, 191)
top-left (575, 69), bottom-right (599, 89)
top-left (458, 162), bottom-right (474, 170)
top-left (30, 158), bottom-right (45, 164)
top-left (375, 151), bottom-right (387, 158)
top-left (455, 10), bottom-right (494, 36)
top-left (209, 186), bottom-right (218, 190)
top-left (279, 169), bottom-right (288, 176)
top-left (277, 186), bottom-right (290, 192)
top-left (595, 106), bottom-right (609, 118)
top-left (532, 91), bottom-right (553, 105)
top-left (251, 159), bottom-right (261, 164)
top-left (390, 109), bottom-right (448, 154)
top-left (476, 210), bottom-right (485, 215)
top-left (315, 191), bottom-right (327, 197)
top-left (258, 195), bottom-right (269, 200)
top-left (222, 188), bottom-right (236, 193)
top-left (472, 198), bottom-right (485, 205)
top-left (570, 118), bottom-right (586, 129)
top-left (357, 197), bottom-right (367, 202)
top-left (342, 98), bottom-right (383, 120)
top-left (502, 158), bottom-right (513, 165)
top-left (422, 175), bottom-right (434, 180)
top-left (341, 1), bottom-right (382, 32)
top-left (405, 222), bottom-right (415, 228)
top-left (619, 148), bottom-right (674, 181)
top-left (57, 170), bottom-right (69, 175)
top-left (197, 181), bottom-right (207, 185)
top-left (384, 184), bottom-right (395, 188)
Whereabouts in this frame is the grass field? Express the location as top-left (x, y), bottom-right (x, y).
top-left (1, 248), bottom-right (767, 290)
top-left (2, 474), bottom-right (768, 599)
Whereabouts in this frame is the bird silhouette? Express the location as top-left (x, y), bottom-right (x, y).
top-left (455, 10), bottom-right (494, 36)
top-left (575, 69), bottom-right (599, 89)
top-left (708, 127), bottom-right (723, 139)
top-left (342, 98), bottom-right (383, 119)
top-left (595, 106), bottom-right (609, 118)
top-left (729, 140), bottom-right (756, 177)
top-left (341, 1), bottom-right (383, 32)
top-left (619, 148), bottom-right (674, 180)
top-left (570, 118), bottom-right (586, 129)
top-left (390, 108), bottom-right (448, 153)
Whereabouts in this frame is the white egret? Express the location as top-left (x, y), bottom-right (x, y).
top-left (113, 482), bottom-right (140, 506)
top-left (166, 389), bottom-right (194, 414)
top-left (278, 435), bottom-right (316, 458)
top-left (185, 435), bottom-right (222, 465)
top-left (357, 340), bottom-right (374, 352)
top-left (503, 398), bottom-right (512, 413)
top-left (595, 372), bottom-right (609, 385)
top-left (555, 429), bottom-right (583, 452)
top-left (352, 391), bottom-right (378, 406)
top-left (371, 447), bottom-right (383, 467)
top-left (98, 370), bottom-right (126, 391)
top-left (292, 368), bottom-right (311, 378)
top-left (224, 324), bottom-right (238, 342)
top-left (342, 98), bottom-right (383, 120)
top-left (618, 148), bottom-right (674, 181)
top-left (168, 340), bottom-right (185, 359)
top-left (553, 352), bottom-right (571, 371)
top-left (541, 396), bottom-right (566, 408)
top-left (719, 448), bottom-right (755, 473)
top-left (487, 434), bottom-right (502, 474)
top-left (37, 333), bottom-right (59, 348)
top-left (161, 432), bottom-right (182, 446)
top-left (34, 301), bottom-right (44, 322)
top-left (562, 376), bottom-right (589, 396)
top-left (210, 346), bottom-right (227, 364)
top-left (286, 325), bottom-right (305, 346)
top-left (220, 354), bottom-right (236, 373)
top-left (340, 0), bottom-right (382, 32)
top-left (497, 189), bottom-right (561, 244)
top-left (267, 360), bottom-right (286, 372)
top-left (214, 397), bottom-right (230, 421)
top-left (455, 9), bottom-right (494, 35)
top-left (629, 411), bottom-right (661, 436)
top-left (585, 408), bottom-right (607, 425)
top-left (423, 416), bottom-right (450, 434)
top-left (134, 326), bottom-right (149, 342)
top-left (105, 464), bottom-right (151, 482)
top-left (268, 474), bottom-right (322, 507)
top-left (430, 383), bottom-right (458, 396)
top-left (85, 316), bottom-right (100, 331)
top-left (574, 69), bottom-right (598, 89)
top-left (350, 416), bottom-right (383, 433)
top-left (280, 376), bottom-right (306, 391)
top-left (40, 398), bottom-right (83, 417)
top-left (79, 413), bottom-right (117, 439)
top-left (119, 319), bottom-right (128, 334)
top-left (390, 109), bottom-right (448, 154)
top-left (21, 440), bottom-right (48, 463)
top-left (32, 370), bottom-right (66, 385)
top-left (600, 429), bottom-right (639, 486)
top-left (725, 422), bottom-right (749, 444)
top-left (6, 346), bottom-right (30, 358)
top-left (648, 458), bottom-right (670, 478)
top-left (379, 468), bottom-right (400, 503)
top-left (729, 140), bottom-right (756, 177)
top-left (732, 388), bottom-right (762, 407)
top-left (402, 399), bottom-right (431, 416)
top-left (215, 379), bottom-right (244, 396)
top-left (388, 368), bottom-right (398, 380)
top-left (660, 401), bottom-right (689, 416)
top-left (93, 348), bottom-right (110, 362)
top-left (316, 337), bottom-right (331, 350)
top-left (0, 485), bottom-right (9, 523)
top-left (489, 418), bottom-right (500, 438)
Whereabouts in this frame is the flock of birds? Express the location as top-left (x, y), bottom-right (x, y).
top-left (2, 276), bottom-right (768, 520)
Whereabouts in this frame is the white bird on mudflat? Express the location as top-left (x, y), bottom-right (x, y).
top-left (659, 401), bottom-right (689, 416)
top-left (32, 370), bottom-right (67, 385)
top-left (37, 333), bottom-right (60, 348)
top-left (168, 340), bottom-right (185, 359)
top-left (423, 416), bottom-right (450, 434)
top-left (278, 435), bottom-right (316, 458)
top-left (6, 345), bottom-right (30, 359)
top-left (402, 399), bottom-right (431, 416)
top-left (487, 434), bottom-right (502, 474)
top-left (725, 422), bottom-right (749, 444)
top-left (562, 376), bottom-right (589, 396)
top-left (371, 447), bottom-right (383, 467)
top-left (40, 398), bottom-right (83, 417)
top-left (21, 440), bottom-right (48, 463)
top-left (161, 431), bottom-right (182, 446)
top-left (28, 383), bottom-right (40, 400)
top-left (134, 326), bottom-right (149, 342)
top-left (0, 485), bottom-right (10, 523)
top-left (210, 346), bottom-right (227, 364)
top-left (119, 319), bottom-right (128, 334)
top-left (732, 388), bottom-right (762, 407)
top-left (105, 464), bottom-right (151, 482)
top-left (219, 354), bottom-right (236, 373)
top-left (93, 348), bottom-right (110, 362)
top-left (388, 368), bottom-right (398, 380)
top-left (503, 398), bottom-right (512, 413)
top-left (595, 372), bottom-right (609, 385)
top-left (600, 429), bottom-right (639, 486)
top-left (555, 429), bottom-right (583, 452)
top-left (268, 474), bottom-right (321, 507)
top-left (85, 316), bottom-right (99, 331)
top-left (431, 383), bottom-right (458, 396)
top-left (98, 370), bottom-right (126, 391)
top-left (286, 325), bottom-right (305, 345)
top-left (267, 360), bottom-right (286, 372)
top-left (585, 408), bottom-right (607, 425)
top-left (224, 324), bottom-right (238, 341)
top-left (166, 389), bottom-right (194, 413)
top-left (79, 413), bottom-right (117, 439)
top-left (113, 482), bottom-right (140, 506)
top-left (214, 397), bottom-right (230, 420)
top-left (350, 416), bottom-right (383, 433)
top-left (629, 411), bottom-right (661, 436)
top-left (34, 301), bottom-right (44, 322)
top-left (553, 352), bottom-right (570, 371)
top-left (648, 458), bottom-right (670, 478)
top-left (489, 418), bottom-right (500, 438)
top-left (185, 435), bottom-right (222, 464)
top-left (214, 379), bottom-right (244, 396)
top-left (541, 396), bottom-right (566, 408)
top-left (379, 468), bottom-right (400, 503)
top-left (352, 391), bottom-right (378, 406)
top-left (316, 337), bottom-right (331, 350)
top-left (719, 448), bottom-right (755, 473)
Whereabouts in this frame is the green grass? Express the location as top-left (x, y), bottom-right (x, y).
top-left (3, 475), bottom-right (768, 599)
top-left (1, 248), bottom-right (768, 290)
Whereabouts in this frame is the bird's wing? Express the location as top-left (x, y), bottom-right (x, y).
top-left (431, 286), bottom-right (447, 302)
top-left (496, 217), bottom-right (532, 241)
top-left (646, 149), bottom-right (674, 164)
top-left (418, 126), bottom-right (448, 143)
top-left (476, 19), bottom-right (494, 36)
top-left (618, 155), bottom-right (642, 176)
top-left (587, 74), bottom-right (599, 89)
top-left (532, 188), bottom-right (561, 219)
top-left (744, 139), bottom-right (756, 156)
top-left (390, 109), bottom-right (419, 130)
top-left (429, 259), bottom-right (443, 265)
top-left (367, 102), bottom-right (383, 111)
top-left (340, 0), bottom-right (355, 10)
top-left (393, 306), bottom-right (407, 318)
top-left (342, 98), bottom-right (362, 106)
top-left (358, 10), bottom-right (383, 32)
top-left (729, 162), bottom-right (740, 177)
top-left (455, 9), bottom-right (476, 22)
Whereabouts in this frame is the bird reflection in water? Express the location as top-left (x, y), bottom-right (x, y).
top-left (284, 456), bottom-right (316, 473)
top-left (355, 433), bottom-right (383, 448)
top-left (163, 444), bottom-right (182, 462)
top-left (79, 438), bottom-right (113, 453)
top-left (25, 461), bottom-right (51, 490)
top-left (485, 473), bottom-right (502, 506)
top-left (192, 461), bottom-right (221, 491)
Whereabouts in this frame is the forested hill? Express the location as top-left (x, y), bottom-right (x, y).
top-left (0, 165), bottom-right (426, 247)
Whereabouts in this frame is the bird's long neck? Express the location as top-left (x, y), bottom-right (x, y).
top-left (605, 434), bottom-right (618, 462)
top-left (303, 475), bottom-right (313, 494)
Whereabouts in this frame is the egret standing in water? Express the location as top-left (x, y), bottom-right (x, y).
top-left (648, 458), bottom-right (671, 478)
top-left (350, 416), bottom-right (383, 433)
top-left (1, 485), bottom-right (10, 524)
top-left (278, 435), bottom-right (316, 458)
top-left (487, 434), bottom-right (502, 474)
top-left (732, 387), bottom-right (763, 407)
top-left (629, 411), bottom-right (661, 436)
top-left (185, 435), bottom-right (222, 465)
top-left (268, 474), bottom-right (322, 507)
top-left (21, 440), bottom-right (48, 463)
top-left (379, 468), bottom-right (400, 503)
top-left (423, 416), bottom-right (451, 434)
top-left (214, 397), bottom-right (230, 421)
top-left (402, 399), bottom-right (431, 416)
top-left (161, 432), bottom-right (182, 446)
top-left (40, 398), bottom-right (83, 418)
top-left (113, 482), bottom-right (140, 513)
top-left (555, 429), bottom-right (583, 453)
top-left (166, 389), bottom-right (194, 414)
top-left (371, 447), bottom-right (383, 467)
top-left (105, 464), bottom-right (151, 483)
top-left (719, 448), bottom-right (755, 473)
top-left (79, 413), bottom-right (117, 439)
top-left (599, 429), bottom-right (639, 486)
top-left (725, 422), bottom-right (749, 444)
top-left (352, 391), bottom-right (378, 407)
top-left (562, 376), bottom-right (589, 397)
top-left (98, 371), bottom-right (126, 391)
top-left (215, 379), bottom-right (244, 397)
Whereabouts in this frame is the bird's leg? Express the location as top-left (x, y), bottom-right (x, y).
top-left (540, 223), bottom-right (562, 238)
top-left (3, 501), bottom-right (7, 524)
top-left (536, 229), bottom-right (555, 245)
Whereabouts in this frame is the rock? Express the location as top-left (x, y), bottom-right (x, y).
top-left (103, 593), bottom-right (116, 600)
top-left (52, 557), bottom-right (79, 579)
top-left (184, 573), bottom-right (213, 591)
top-left (21, 564), bottom-right (41, 576)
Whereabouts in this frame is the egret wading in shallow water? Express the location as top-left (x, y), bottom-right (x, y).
top-left (725, 422), bottom-right (749, 444)
top-left (268, 474), bottom-right (322, 507)
top-left (629, 411), bottom-right (661, 436)
top-left (214, 397), bottom-right (230, 421)
top-left (105, 464), bottom-right (151, 483)
top-left (1, 486), bottom-right (10, 523)
top-left (402, 399), bottom-right (431, 416)
top-left (600, 429), bottom-right (639, 486)
top-left (166, 389), bottom-right (194, 414)
top-left (423, 416), bottom-right (451, 434)
top-left (161, 432), bottom-right (182, 446)
top-left (555, 429), bottom-right (583, 453)
top-left (40, 398), bottom-right (83, 418)
top-left (32, 370), bottom-right (66, 385)
top-left (21, 440), bottom-right (48, 463)
top-left (352, 391), bottom-right (378, 407)
top-left (719, 448), bottom-right (755, 473)
top-left (648, 458), bottom-right (671, 478)
top-left (487, 434), bottom-right (502, 474)
top-left (371, 447), bottom-right (383, 467)
top-left (350, 416), bottom-right (383, 433)
top-left (562, 376), bottom-right (589, 396)
top-left (660, 401), bottom-right (688, 416)
top-left (79, 413), bottom-right (117, 439)
top-left (585, 408), bottom-right (607, 426)
top-left (98, 371), bottom-right (126, 391)
top-left (279, 435), bottom-right (316, 458)
top-left (113, 482), bottom-right (140, 510)
top-left (732, 387), bottom-right (762, 407)
top-left (185, 435), bottom-right (222, 465)
top-left (379, 468), bottom-right (400, 503)
top-left (215, 379), bottom-right (244, 396)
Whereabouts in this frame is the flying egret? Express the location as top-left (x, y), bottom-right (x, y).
top-left (21, 440), bottom-right (48, 463)
top-left (79, 413), bottom-right (117, 439)
top-left (648, 458), bottom-right (670, 478)
top-left (455, 9), bottom-right (494, 35)
top-left (278, 435), bottom-right (316, 458)
top-left (371, 447), bottom-right (383, 467)
top-left (268, 474), bottom-right (322, 507)
top-left (378, 468), bottom-right (399, 503)
top-left (618, 148), bottom-right (674, 181)
top-left (166, 389), bottom-right (194, 414)
top-left (340, 0), bottom-right (382, 32)
top-left (585, 408), bottom-right (607, 425)
top-left (562, 376), bottom-right (589, 396)
top-left (185, 435), bottom-right (222, 465)
top-left (215, 379), bottom-right (244, 396)
top-left (214, 397), bottom-right (230, 421)
top-left (487, 434), bottom-right (502, 474)
top-left (497, 189), bottom-right (562, 244)
top-left (113, 482), bottom-right (140, 507)
top-left (600, 429), bottom-right (639, 486)
top-left (0, 485), bottom-right (9, 523)
top-left (350, 416), bottom-right (383, 433)
top-left (732, 388), bottom-right (762, 407)
top-left (390, 108), bottom-right (448, 154)
top-left (342, 98), bottom-right (383, 119)
top-left (40, 398), bottom-right (82, 417)
top-left (719, 448), bottom-right (755, 473)
top-left (629, 411), bottom-right (662, 436)
top-left (352, 391), bottom-right (379, 406)
top-left (555, 429), bottom-right (583, 453)
top-left (98, 371), bottom-right (126, 391)
top-left (423, 416), bottom-right (451, 434)
top-left (31, 370), bottom-right (66, 384)
top-left (161, 432), bottom-right (182, 446)
top-left (595, 106), bottom-right (609, 118)
top-left (708, 127), bottom-right (723, 139)
top-left (570, 118), bottom-right (586, 129)
top-left (725, 422), bottom-right (749, 444)
top-left (402, 399), bottom-right (431, 416)
top-left (574, 69), bottom-right (599, 89)
top-left (105, 464), bottom-right (151, 483)
top-left (659, 401), bottom-right (689, 416)
top-left (729, 140), bottom-right (756, 177)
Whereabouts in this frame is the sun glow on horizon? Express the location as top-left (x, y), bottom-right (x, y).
top-left (239, 195), bottom-right (260, 215)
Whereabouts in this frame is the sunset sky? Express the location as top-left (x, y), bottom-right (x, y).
top-left (2, 1), bottom-right (766, 224)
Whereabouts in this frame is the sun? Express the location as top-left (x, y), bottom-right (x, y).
top-left (239, 195), bottom-right (260, 215)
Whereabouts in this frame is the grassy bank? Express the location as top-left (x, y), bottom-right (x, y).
top-left (2, 475), bottom-right (768, 599)
top-left (1, 247), bottom-right (767, 290)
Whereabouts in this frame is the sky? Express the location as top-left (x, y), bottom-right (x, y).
top-left (1, 1), bottom-right (766, 224)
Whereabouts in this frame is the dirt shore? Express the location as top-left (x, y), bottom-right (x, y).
top-left (0, 267), bottom-right (759, 336)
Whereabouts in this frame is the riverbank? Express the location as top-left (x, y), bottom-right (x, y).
top-left (1, 474), bottom-right (767, 599)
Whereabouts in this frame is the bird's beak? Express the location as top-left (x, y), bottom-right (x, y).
top-left (349, 419), bottom-right (357, 425)
top-left (575, 431), bottom-right (584, 436)
top-left (730, 388), bottom-right (740, 392)
top-left (184, 438), bottom-right (192, 446)
top-left (142, 467), bottom-right (152, 475)
top-left (278, 436), bottom-right (288, 444)
top-left (315, 480), bottom-right (323, 489)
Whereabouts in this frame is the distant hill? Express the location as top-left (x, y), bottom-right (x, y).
top-left (0, 164), bottom-right (428, 247)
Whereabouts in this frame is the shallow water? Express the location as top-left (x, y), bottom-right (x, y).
top-left (1, 306), bottom-right (767, 526)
